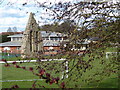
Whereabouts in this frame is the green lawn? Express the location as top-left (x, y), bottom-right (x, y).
top-left (2, 81), bottom-right (60, 88)
top-left (2, 63), bottom-right (39, 80)
top-left (1, 58), bottom-right (118, 88)
top-left (1, 47), bottom-right (119, 88)
top-left (1, 62), bottom-right (64, 88)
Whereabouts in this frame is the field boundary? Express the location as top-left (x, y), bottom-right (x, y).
top-left (106, 52), bottom-right (120, 59)
top-left (0, 58), bottom-right (66, 64)
top-left (1, 58), bottom-right (68, 79)
top-left (0, 79), bottom-right (43, 82)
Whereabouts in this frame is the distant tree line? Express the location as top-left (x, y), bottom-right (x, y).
top-left (39, 19), bottom-right (76, 34)
top-left (7, 27), bottom-right (17, 32)
top-left (0, 27), bottom-right (21, 43)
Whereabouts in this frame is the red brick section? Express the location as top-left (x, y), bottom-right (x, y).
top-left (0, 32), bottom-right (23, 35)
top-left (44, 51), bottom-right (57, 55)
top-left (0, 46), bottom-right (21, 54)
top-left (43, 46), bottom-right (60, 50)
top-left (43, 46), bottom-right (61, 55)
top-left (0, 46), bottom-right (61, 55)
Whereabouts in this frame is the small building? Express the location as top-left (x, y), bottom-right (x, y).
top-left (7, 34), bottom-right (23, 41)
top-left (0, 35), bottom-right (22, 53)
top-left (0, 31), bottom-right (67, 55)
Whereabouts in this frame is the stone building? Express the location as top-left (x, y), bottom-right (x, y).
top-left (21, 12), bottom-right (43, 58)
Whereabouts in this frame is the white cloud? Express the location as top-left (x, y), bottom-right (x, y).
top-left (0, 16), bottom-right (27, 31)
top-left (35, 0), bottom-right (74, 3)
top-left (0, 0), bottom-right (76, 32)
top-left (0, 1), bottom-right (29, 32)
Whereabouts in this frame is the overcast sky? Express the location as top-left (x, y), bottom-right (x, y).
top-left (0, 0), bottom-right (78, 32)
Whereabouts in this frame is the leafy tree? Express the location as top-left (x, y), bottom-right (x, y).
top-left (7, 27), bottom-right (13, 32)
top-left (12, 27), bottom-right (17, 32)
top-left (57, 19), bottom-right (76, 34)
top-left (39, 24), bottom-right (56, 32)
top-left (0, 35), bottom-right (11, 43)
top-left (39, 20), bottom-right (76, 34)
top-left (31, 1), bottom-right (120, 88)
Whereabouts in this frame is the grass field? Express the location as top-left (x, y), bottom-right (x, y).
top-left (1, 58), bottom-right (118, 88)
top-left (1, 47), bottom-right (119, 88)
top-left (1, 61), bottom-right (65, 88)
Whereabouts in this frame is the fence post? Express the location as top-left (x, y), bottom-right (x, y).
top-left (61, 60), bottom-right (68, 79)
top-left (65, 60), bottom-right (68, 78)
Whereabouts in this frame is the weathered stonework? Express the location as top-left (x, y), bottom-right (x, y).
top-left (21, 12), bottom-right (43, 58)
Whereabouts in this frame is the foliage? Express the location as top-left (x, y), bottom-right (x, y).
top-left (12, 27), bottom-right (18, 32)
top-left (39, 19), bottom-right (76, 34)
top-left (0, 35), bottom-right (11, 43)
top-left (29, 1), bottom-right (120, 88)
top-left (7, 27), bottom-right (18, 32)
top-left (7, 27), bottom-right (13, 32)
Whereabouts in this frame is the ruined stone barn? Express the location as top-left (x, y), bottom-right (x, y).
top-left (21, 12), bottom-right (43, 58)
top-left (21, 12), bottom-right (68, 58)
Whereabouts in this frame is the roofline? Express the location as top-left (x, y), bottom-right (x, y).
top-left (7, 34), bottom-right (23, 38)
top-left (0, 41), bottom-right (22, 47)
top-left (43, 45), bottom-right (60, 46)
top-left (0, 45), bottom-right (21, 47)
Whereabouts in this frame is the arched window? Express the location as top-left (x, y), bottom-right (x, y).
top-left (36, 31), bottom-right (38, 52)
top-left (30, 30), bottom-right (32, 52)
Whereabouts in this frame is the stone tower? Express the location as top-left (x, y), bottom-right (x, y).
top-left (21, 12), bottom-right (43, 58)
